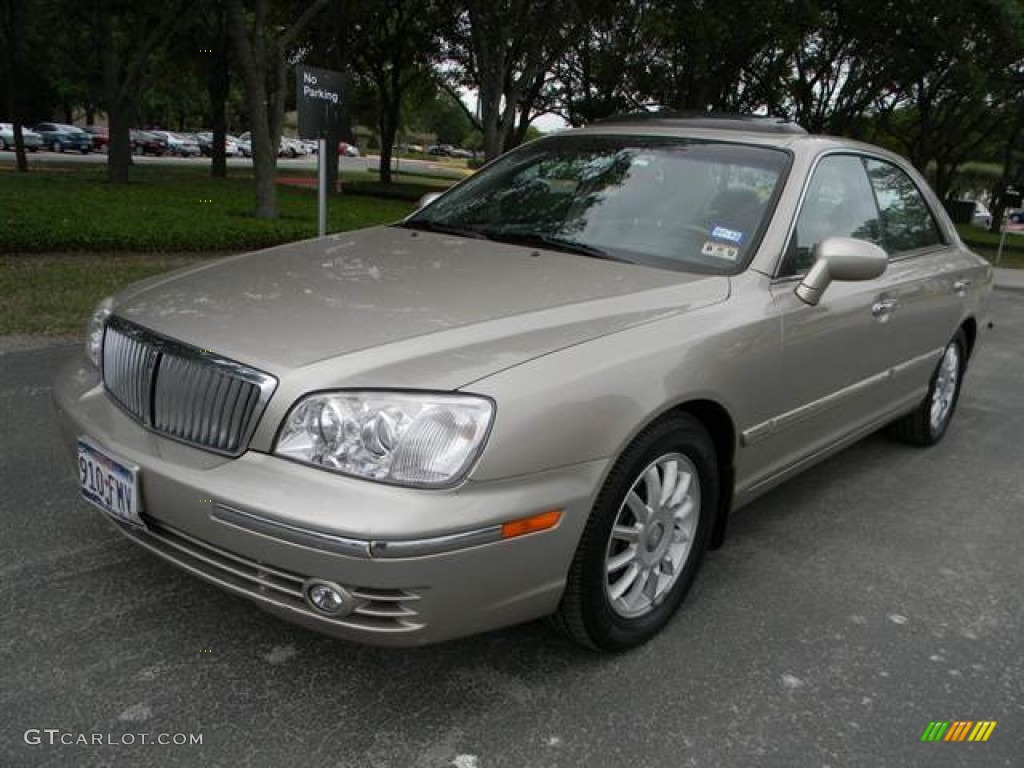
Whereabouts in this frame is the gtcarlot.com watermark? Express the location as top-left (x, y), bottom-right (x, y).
top-left (24, 729), bottom-right (203, 747)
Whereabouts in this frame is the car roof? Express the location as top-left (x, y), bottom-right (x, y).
top-left (560, 114), bottom-right (911, 162)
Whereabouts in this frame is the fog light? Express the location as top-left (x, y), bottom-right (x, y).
top-left (304, 580), bottom-right (351, 616)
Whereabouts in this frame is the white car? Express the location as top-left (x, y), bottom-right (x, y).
top-left (971, 201), bottom-right (993, 229)
top-left (233, 133), bottom-right (252, 158)
top-left (279, 137), bottom-right (308, 158)
top-left (0, 123), bottom-right (43, 151)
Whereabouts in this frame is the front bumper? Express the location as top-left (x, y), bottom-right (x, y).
top-left (52, 353), bottom-right (606, 645)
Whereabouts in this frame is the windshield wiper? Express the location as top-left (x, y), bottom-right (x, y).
top-left (482, 231), bottom-right (618, 261)
top-left (399, 220), bottom-right (491, 240)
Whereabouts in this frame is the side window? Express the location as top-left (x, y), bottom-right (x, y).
top-left (781, 155), bottom-right (881, 276)
top-left (864, 159), bottom-right (943, 254)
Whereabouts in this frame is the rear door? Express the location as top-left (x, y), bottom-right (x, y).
top-left (861, 157), bottom-right (972, 399)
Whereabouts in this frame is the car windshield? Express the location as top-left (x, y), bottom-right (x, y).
top-left (403, 136), bottom-right (791, 274)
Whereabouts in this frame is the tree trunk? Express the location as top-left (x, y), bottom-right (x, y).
top-left (0, 0), bottom-right (27, 171)
top-left (228, 0), bottom-right (278, 219)
top-left (378, 106), bottom-right (397, 185)
top-left (12, 122), bottom-right (28, 172)
top-left (107, 99), bottom-right (134, 183)
top-left (207, 40), bottom-right (230, 178)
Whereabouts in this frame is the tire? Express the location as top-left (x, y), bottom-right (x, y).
top-left (888, 329), bottom-right (967, 446)
top-left (53, 141), bottom-right (62, 153)
top-left (0, 138), bottom-right (6, 151)
top-left (551, 413), bottom-right (718, 651)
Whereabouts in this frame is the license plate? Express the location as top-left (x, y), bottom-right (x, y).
top-left (77, 438), bottom-right (143, 527)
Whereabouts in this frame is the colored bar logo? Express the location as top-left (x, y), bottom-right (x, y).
top-left (921, 721), bottom-right (997, 742)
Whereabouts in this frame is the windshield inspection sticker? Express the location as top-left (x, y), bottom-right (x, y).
top-left (702, 241), bottom-right (740, 262)
top-left (711, 225), bottom-right (744, 244)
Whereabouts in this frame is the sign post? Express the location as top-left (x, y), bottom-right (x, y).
top-left (296, 65), bottom-right (345, 238)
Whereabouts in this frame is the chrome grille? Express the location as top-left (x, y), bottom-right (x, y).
top-left (101, 316), bottom-right (276, 456)
top-left (102, 323), bottom-right (158, 419)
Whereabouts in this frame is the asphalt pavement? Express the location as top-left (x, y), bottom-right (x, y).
top-left (1, 294), bottom-right (1021, 768)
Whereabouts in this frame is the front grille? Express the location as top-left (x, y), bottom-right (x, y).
top-left (120, 518), bottom-right (424, 633)
top-left (102, 316), bottom-right (276, 456)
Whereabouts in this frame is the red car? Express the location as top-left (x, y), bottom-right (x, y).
top-left (84, 126), bottom-right (109, 152)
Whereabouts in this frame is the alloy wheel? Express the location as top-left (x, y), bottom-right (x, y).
top-left (930, 341), bottom-right (960, 433)
top-left (604, 452), bottom-right (700, 619)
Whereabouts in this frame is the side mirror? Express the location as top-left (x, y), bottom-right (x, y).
top-left (795, 237), bottom-right (888, 306)
top-left (417, 192), bottom-right (442, 209)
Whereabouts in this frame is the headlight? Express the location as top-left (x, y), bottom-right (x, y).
top-left (86, 297), bottom-right (113, 368)
top-left (274, 392), bottom-right (495, 488)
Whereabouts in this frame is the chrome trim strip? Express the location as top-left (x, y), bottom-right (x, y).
top-left (741, 347), bottom-right (942, 446)
top-left (212, 502), bottom-right (505, 559)
top-left (110, 521), bottom-right (424, 633)
top-left (368, 526), bottom-right (503, 559)
top-left (212, 503), bottom-right (372, 559)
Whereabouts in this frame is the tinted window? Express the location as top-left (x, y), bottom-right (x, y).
top-left (864, 159), bottom-right (943, 254)
top-left (782, 155), bottom-right (881, 276)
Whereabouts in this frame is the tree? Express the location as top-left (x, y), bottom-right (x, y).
top-left (79, 0), bottom-right (196, 183)
top-left (445, 0), bottom-right (584, 159)
top-left (874, 0), bottom-right (1024, 199)
top-left (348, 0), bottom-right (442, 183)
top-left (550, 0), bottom-right (652, 125)
top-left (227, 0), bottom-right (331, 219)
top-left (0, 0), bottom-right (29, 171)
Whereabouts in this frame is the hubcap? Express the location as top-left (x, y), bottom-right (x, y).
top-left (929, 342), bottom-right (960, 432)
top-left (604, 452), bottom-right (700, 619)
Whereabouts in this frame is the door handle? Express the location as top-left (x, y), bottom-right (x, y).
top-left (872, 299), bottom-right (897, 319)
top-left (953, 278), bottom-right (972, 295)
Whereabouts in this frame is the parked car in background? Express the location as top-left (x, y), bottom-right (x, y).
top-left (302, 140), bottom-right (318, 155)
top-left (970, 201), bottom-right (993, 229)
top-left (427, 144), bottom-right (454, 156)
top-left (54, 114), bottom-right (992, 651)
top-left (150, 131), bottom-right (201, 157)
top-left (338, 141), bottom-right (360, 157)
top-left (83, 125), bottom-right (110, 152)
top-left (449, 147), bottom-right (474, 159)
top-left (33, 122), bottom-right (92, 153)
top-left (0, 123), bottom-right (43, 151)
top-left (196, 132), bottom-right (240, 158)
top-left (280, 137), bottom-right (308, 158)
top-left (232, 134), bottom-right (252, 158)
top-left (130, 130), bottom-right (168, 156)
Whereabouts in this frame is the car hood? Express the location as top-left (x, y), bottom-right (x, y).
top-left (113, 227), bottom-right (729, 389)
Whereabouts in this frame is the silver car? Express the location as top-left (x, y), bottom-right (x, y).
top-left (54, 115), bottom-right (992, 650)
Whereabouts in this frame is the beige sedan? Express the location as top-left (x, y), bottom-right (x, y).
top-left (54, 115), bottom-right (992, 650)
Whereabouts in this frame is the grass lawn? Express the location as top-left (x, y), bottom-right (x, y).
top-left (0, 254), bottom-right (211, 336)
top-left (0, 164), bottom-right (427, 335)
top-left (956, 223), bottom-right (1024, 269)
top-left (0, 164), bottom-right (415, 252)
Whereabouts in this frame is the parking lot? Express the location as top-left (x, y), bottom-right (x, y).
top-left (1, 291), bottom-right (1021, 768)
top-left (0, 146), bottom-right (466, 179)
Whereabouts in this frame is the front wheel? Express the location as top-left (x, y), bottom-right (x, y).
top-left (551, 413), bottom-right (717, 651)
top-left (888, 329), bottom-right (967, 446)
